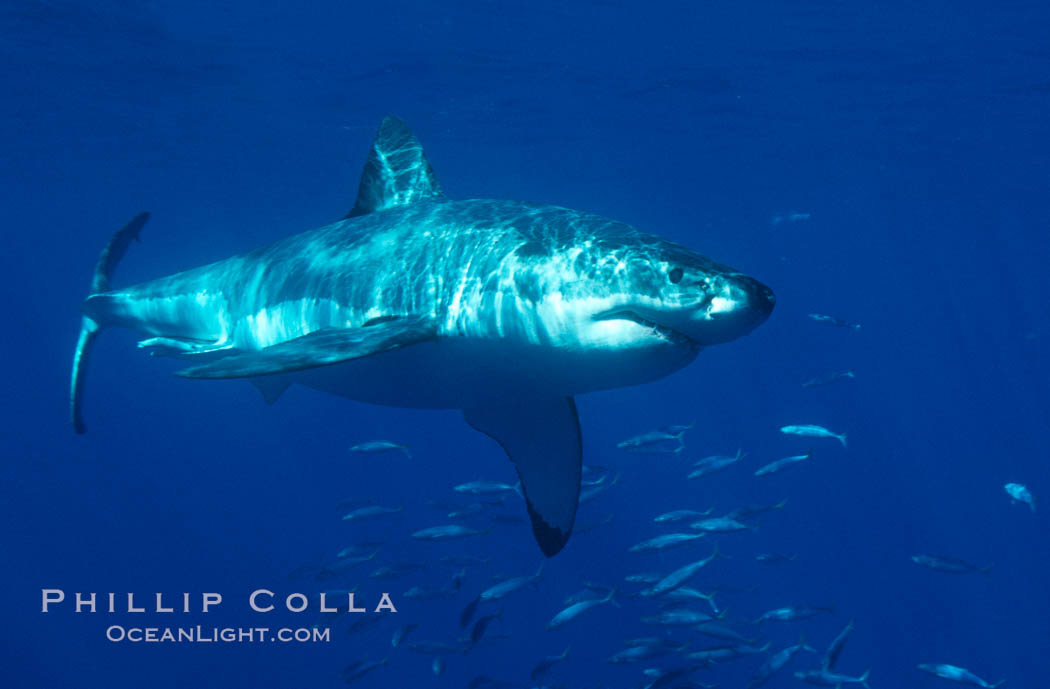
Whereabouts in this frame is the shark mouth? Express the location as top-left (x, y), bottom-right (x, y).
top-left (592, 309), bottom-right (699, 348)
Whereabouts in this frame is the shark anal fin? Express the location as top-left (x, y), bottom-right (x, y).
top-left (346, 116), bottom-right (444, 218)
top-left (175, 316), bottom-right (436, 379)
top-left (463, 398), bottom-right (582, 557)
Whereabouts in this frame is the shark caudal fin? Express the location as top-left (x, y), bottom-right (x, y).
top-left (463, 398), bottom-right (582, 557)
top-left (71, 212), bottom-right (150, 434)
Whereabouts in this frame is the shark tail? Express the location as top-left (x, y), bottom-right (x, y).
top-left (838, 432), bottom-right (848, 448)
top-left (71, 212), bottom-right (150, 434)
top-left (859, 668), bottom-right (870, 688)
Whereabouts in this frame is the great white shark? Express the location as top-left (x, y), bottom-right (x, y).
top-left (71, 117), bottom-right (774, 556)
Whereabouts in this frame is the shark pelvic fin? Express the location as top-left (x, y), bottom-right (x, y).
top-left (251, 378), bottom-right (290, 405)
top-left (463, 397), bottom-right (582, 557)
top-left (174, 316), bottom-right (437, 379)
top-left (71, 212), bottom-right (151, 434)
top-left (346, 116), bottom-right (444, 218)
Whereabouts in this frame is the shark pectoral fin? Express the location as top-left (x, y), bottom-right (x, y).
top-left (346, 116), bottom-right (444, 218)
top-left (174, 316), bottom-right (437, 379)
top-left (463, 398), bottom-right (582, 558)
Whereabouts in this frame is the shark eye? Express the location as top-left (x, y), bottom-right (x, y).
top-left (668, 267), bottom-right (684, 284)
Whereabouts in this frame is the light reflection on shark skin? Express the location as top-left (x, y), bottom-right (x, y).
top-left (72, 117), bottom-right (774, 556)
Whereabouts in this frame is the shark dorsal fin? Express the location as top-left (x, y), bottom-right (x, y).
top-left (347, 116), bottom-right (443, 218)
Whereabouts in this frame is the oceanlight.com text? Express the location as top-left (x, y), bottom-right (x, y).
top-left (105, 625), bottom-right (331, 643)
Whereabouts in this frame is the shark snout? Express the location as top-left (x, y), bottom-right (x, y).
top-left (692, 276), bottom-right (775, 345)
top-left (751, 279), bottom-right (776, 315)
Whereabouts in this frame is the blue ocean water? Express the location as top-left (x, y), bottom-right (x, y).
top-left (2, 1), bottom-right (1047, 687)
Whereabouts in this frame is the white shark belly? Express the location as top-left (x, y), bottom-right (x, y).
top-left (287, 336), bottom-right (699, 408)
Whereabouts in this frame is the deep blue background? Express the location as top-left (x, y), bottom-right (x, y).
top-left (2, 1), bottom-right (1047, 687)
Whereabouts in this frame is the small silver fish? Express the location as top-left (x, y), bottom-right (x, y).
top-left (403, 640), bottom-right (469, 655)
top-left (412, 524), bottom-right (491, 541)
top-left (751, 634), bottom-right (813, 687)
top-left (755, 604), bottom-right (833, 623)
top-left (402, 585), bottom-right (455, 601)
top-left (823, 619), bottom-right (855, 670)
top-left (1004, 482), bottom-right (1036, 512)
top-left (369, 562), bottom-right (426, 580)
top-left (480, 563), bottom-right (544, 601)
top-left (808, 313), bottom-right (861, 330)
top-left (336, 541), bottom-right (385, 558)
top-left (728, 500), bottom-right (787, 521)
top-left (659, 583), bottom-right (718, 609)
top-left (575, 513), bottom-right (615, 535)
top-left (686, 641), bottom-right (769, 663)
top-left (755, 552), bottom-right (797, 565)
top-left (755, 452), bottom-right (812, 477)
top-left (314, 553), bottom-right (376, 580)
top-left (530, 646), bottom-right (570, 678)
top-left (662, 587), bottom-right (719, 614)
top-left (579, 472), bottom-right (620, 503)
top-left (654, 508), bottom-right (713, 523)
top-left (645, 545), bottom-right (722, 597)
top-left (341, 656), bottom-right (389, 682)
top-left (547, 588), bottom-right (616, 629)
top-left (391, 623), bottom-right (418, 648)
top-left (629, 532), bottom-right (706, 553)
top-left (453, 480), bottom-right (521, 496)
top-left (470, 608), bottom-right (503, 644)
top-left (345, 614), bottom-right (383, 636)
top-left (342, 504), bottom-right (403, 521)
top-left (641, 607), bottom-right (719, 626)
top-left (449, 568), bottom-right (467, 591)
top-left (563, 583), bottom-right (615, 605)
top-left (917, 663), bottom-right (1003, 688)
top-left (795, 668), bottom-right (870, 687)
top-left (770, 211), bottom-right (811, 226)
top-left (802, 370), bottom-right (855, 388)
top-left (617, 423), bottom-right (693, 454)
top-left (695, 622), bottom-right (757, 643)
top-left (607, 639), bottom-right (687, 663)
top-left (688, 449), bottom-right (745, 479)
top-left (690, 516), bottom-right (753, 533)
top-left (911, 555), bottom-right (993, 575)
top-left (440, 555), bottom-right (490, 567)
top-left (780, 424), bottom-right (847, 448)
top-left (348, 440), bottom-right (411, 457)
